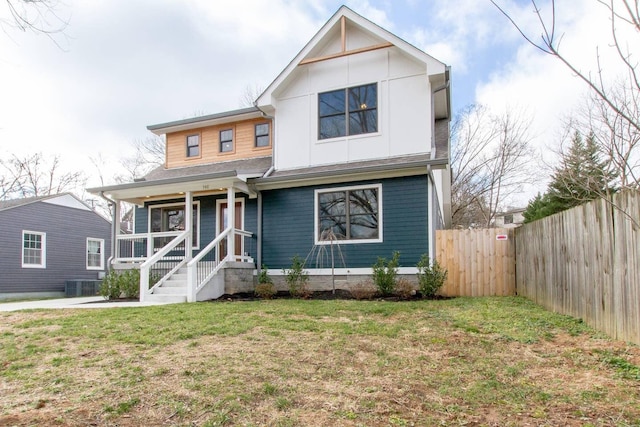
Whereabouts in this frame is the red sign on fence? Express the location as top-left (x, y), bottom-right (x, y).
top-left (496, 234), bottom-right (508, 241)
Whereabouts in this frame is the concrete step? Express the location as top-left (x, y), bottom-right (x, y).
top-left (171, 273), bottom-right (187, 281)
top-left (163, 279), bottom-right (187, 288)
top-left (144, 294), bottom-right (187, 304)
top-left (153, 286), bottom-right (187, 295)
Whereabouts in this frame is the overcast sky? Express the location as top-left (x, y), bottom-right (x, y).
top-left (0, 0), bottom-right (624, 205)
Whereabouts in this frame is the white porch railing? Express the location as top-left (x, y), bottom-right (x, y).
top-left (139, 230), bottom-right (189, 302)
top-left (186, 227), bottom-right (253, 302)
top-left (114, 231), bottom-right (182, 262)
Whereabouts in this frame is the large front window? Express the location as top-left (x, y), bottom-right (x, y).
top-left (315, 184), bottom-right (382, 243)
top-left (149, 203), bottom-right (199, 248)
top-left (22, 231), bottom-right (46, 268)
top-left (318, 83), bottom-right (378, 140)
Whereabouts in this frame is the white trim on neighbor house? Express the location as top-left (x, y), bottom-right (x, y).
top-left (314, 183), bottom-right (383, 245)
top-left (21, 230), bottom-right (46, 269)
top-left (86, 237), bottom-right (105, 270)
top-left (147, 201), bottom-right (201, 249)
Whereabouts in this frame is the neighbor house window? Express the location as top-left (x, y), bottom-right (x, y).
top-left (22, 231), bottom-right (46, 268)
top-left (220, 129), bottom-right (233, 152)
top-left (315, 184), bottom-right (382, 243)
top-left (86, 238), bottom-right (104, 270)
top-left (149, 202), bottom-right (200, 248)
top-left (186, 134), bottom-right (200, 157)
top-left (318, 83), bottom-right (378, 140)
top-left (504, 214), bottom-right (514, 225)
top-left (255, 123), bottom-right (269, 147)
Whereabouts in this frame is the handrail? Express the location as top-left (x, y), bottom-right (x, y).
top-left (140, 230), bottom-right (189, 302)
top-left (187, 226), bottom-right (232, 267)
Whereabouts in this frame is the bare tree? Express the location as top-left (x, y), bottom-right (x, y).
top-left (0, 152), bottom-right (85, 200)
top-left (491, 0), bottom-right (639, 134)
top-left (116, 136), bottom-right (166, 183)
top-left (451, 104), bottom-right (535, 228)
top-left (1, 0), bottom-right (69, 45)
top-left (239, 84), bottom-right (264, 108)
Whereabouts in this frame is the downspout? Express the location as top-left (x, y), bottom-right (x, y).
top-left (98, 191), bottom-right (117, 272)
top-left (253, 103), bottom-right (276, 272)
top-left (426, 165), bottom-right (435, 262)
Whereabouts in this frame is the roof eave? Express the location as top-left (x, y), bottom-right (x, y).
top-left (147, 107), bottom-right (263, 136)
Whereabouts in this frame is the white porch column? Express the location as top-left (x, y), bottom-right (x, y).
top-left (227, 186), bottom-right (235, 261)
top-left (112, 200), bottom-right (121, 264)
top-left (185, 191), bottom-right (193, 260)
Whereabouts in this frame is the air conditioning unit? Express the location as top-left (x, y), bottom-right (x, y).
top-left (65, 280), bottom-right (103, 297)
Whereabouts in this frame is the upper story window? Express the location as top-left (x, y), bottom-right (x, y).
top-left (318, 83), bottom-right (378, 140)
top-left (315, 184), bottom-right (382, 244)
top-left (255, 123), bottom-right (270, 147)
top-left (22, 230), bottom-right (46, 268)
top-left (220, 129), bottom-right (234, 153)
top-left (186, 134), bottom-right (200, 157)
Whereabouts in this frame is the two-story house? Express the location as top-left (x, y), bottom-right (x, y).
top-left (89, 6), bottom-right (451, 302)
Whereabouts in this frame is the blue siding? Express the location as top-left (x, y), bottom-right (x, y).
top-left (262, 175), bottom-right (429, 269)
top-left (0, 202), bottom-right (112, 294)
top-left (137, 195), bottom-right (259, 260)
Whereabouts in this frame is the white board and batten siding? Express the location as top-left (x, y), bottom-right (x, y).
top-left (273, 32), bottom-right (433, 171)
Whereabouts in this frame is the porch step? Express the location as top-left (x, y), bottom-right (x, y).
top-left (153, 285), bottom-right (186, 295)
top-left (144, 294), bottom-right (187, 304)
top-left (163, 279), bottom-right (186, 287)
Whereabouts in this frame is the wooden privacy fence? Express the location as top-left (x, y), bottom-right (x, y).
top-left (515, 190), bottom-right (640, 345)
top-left (435, 228), bottom-right (516, 296)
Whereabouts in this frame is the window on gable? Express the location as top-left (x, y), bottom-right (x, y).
top-left (504, 214), bottom-right (514, 225)
top-left (22, 231), bottom-right (46, 268)
top-left (255, 123), bottom-right (270, 147)
top-left (220, 129), bottom-right (233, 153)
top-left (186, 134), bottom-right (200, 157)
top-left (316, 184), bottom-right (382, 243)
top-left (87, 238), bottom-right (104, 270)
top-left (318, 83), bottom-right (377, 140)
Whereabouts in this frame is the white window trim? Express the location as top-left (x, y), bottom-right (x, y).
top-left (86, 237), bottom-right (105, 270)
top-left (21, 230), bottom-right (46, 269)
top-left (314, 183), bottom-right (383, 245)
top-left (317, 82), bottom-right (380, 143)
top-left (147, 201), bottom-right (201, 250)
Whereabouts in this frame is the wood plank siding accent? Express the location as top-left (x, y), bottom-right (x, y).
top-left (165, 118), bottom-right (272, 168)
top-left (435, 228), bottom-right (516, 297)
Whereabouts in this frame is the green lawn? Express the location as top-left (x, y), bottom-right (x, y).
top-left (1, 297), bottom-right (639, 426)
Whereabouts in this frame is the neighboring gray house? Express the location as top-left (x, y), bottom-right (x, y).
top-left (494, 208), bottom-right (526, 228)
top-left (0, 193), bottom-right (111, 299)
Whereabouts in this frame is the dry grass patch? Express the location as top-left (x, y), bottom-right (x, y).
top-left (1, 297), bottom-right (639, 426)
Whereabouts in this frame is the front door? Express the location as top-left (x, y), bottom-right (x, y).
top-left (218, 200), bottom-right (243, 259)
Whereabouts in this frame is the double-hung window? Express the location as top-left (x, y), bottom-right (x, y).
top-left (220, 129), bottom-right (233, 153)
top-left (186, 134), bottom-right (200, 157)
top-left (255, 123), bottom-right (269, 147)
top-left (315, 184), bottom-right (382, 243)
top-left (87, 238), bottom-right (104, 270)
top-left (22, 230), bottom-right (46, 268)
top-left (318, 83), bottom-right (378, 140)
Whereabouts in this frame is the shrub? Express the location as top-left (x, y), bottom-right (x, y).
top-left (350, 280), bottom-right (377, 300)
top-left (255, 282), bottom-right (276, 299)
top-left (99, 269), bottom-right (141, 300)
top-left (372, 251), bottom-right (400, 296)
top-left (255, 265), bottom-right (276, 299)
top-left (416, 254), bottom-right (448, 298)
top-left (283, 255), bottom-right (310, 298)
top-left (394, 278), bottom-right (415, 300)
